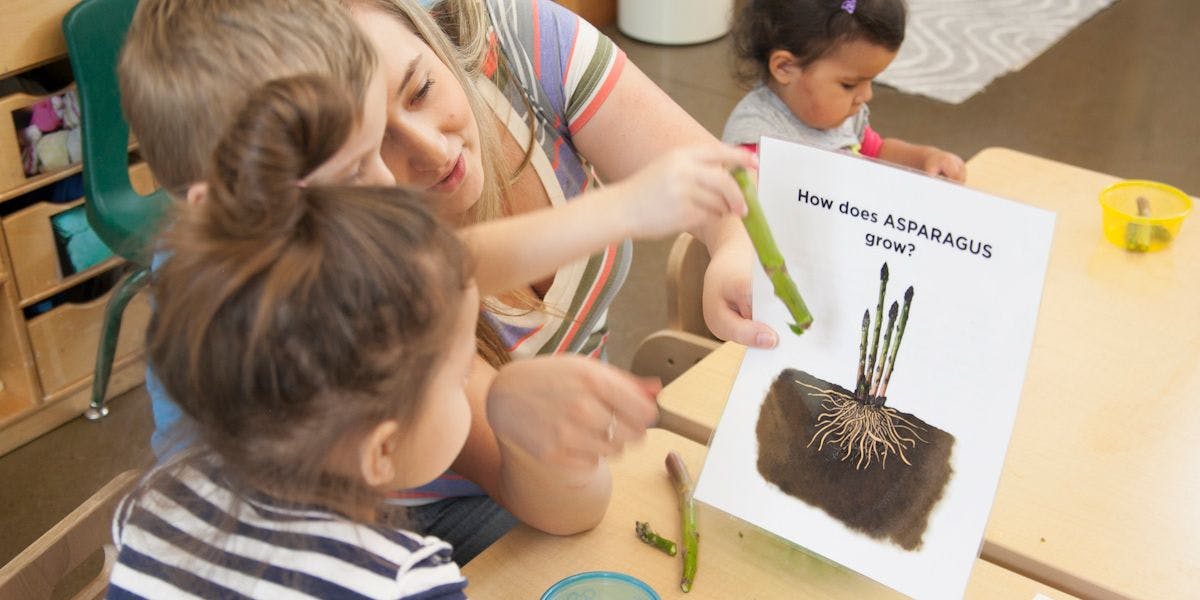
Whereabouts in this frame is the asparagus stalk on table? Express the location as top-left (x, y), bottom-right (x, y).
top-left (666, 451), bottom-right (698, 593)
top-left (733, 167), bottom-right (814, 335)
top-left (635, 521), bottom-right (677, 556)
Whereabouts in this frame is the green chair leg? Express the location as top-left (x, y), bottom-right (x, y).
top-left (85, 267), bottom-right (150, 421)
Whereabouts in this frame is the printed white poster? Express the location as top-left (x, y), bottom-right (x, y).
top-left (695, 137), bottom-right (1055, 600)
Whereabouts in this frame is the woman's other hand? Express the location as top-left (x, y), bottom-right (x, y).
top-left (486, 355), bottom-right (660, 471)
top-left (702, 228), bottom-right (779, 349)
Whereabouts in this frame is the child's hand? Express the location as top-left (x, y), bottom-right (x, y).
top-left (613, 144), bottom-right (757, 239)
top-left (922, 149), bottom-right (966, 183)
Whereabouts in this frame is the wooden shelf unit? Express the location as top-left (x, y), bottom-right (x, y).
top-left (0, 2), bottom-right (151, 456)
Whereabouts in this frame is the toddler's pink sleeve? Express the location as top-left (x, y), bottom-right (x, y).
top-left (860, 125), bottom-right (883, 158)
top-left (740, 143), bottom-right (759, 155)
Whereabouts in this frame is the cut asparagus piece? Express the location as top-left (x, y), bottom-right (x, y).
top-left (635, 521), bottom-right (678, 556)
top-left (1124, 196), bottom-right (1152, 252)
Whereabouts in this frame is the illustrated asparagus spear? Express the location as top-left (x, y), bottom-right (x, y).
top-left (862, 263), bottom-right (889, 400)
top-left (732, 167), bottom-right (814, 334)
top-left (666, 451), bottom-right (698, 593)
top-left (635, 521), bottom-right (678, 556)
top-left (869, 301), bottom-right (900, 398)
top-left (854, 310), bottom-right (870, 398)
top-left (877, 286), bottom-right (914, 402)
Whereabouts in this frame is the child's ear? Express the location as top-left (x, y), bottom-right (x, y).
top-left (185, 182), bottom-right (208, 206)
top-left (359, 420), bottom-right (401, 488)
top-left (768, 50), bottom-right (802, 84)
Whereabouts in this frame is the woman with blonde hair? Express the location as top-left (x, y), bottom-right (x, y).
top-left (339, 0), bottom-right (777, 561)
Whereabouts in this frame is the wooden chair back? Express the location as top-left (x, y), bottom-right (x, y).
top-left (0, 469), bottom-right (140, 600)
top-left (632, 233), bottom-right (721, 385)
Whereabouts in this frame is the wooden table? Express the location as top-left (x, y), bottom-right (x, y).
top-left (462, 428), bottom-right (1077, 599)
top-left (656, 148), bottom-right (1200, 599)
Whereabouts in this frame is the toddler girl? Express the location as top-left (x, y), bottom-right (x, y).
top-left (107, 75), bottom-right (489, 599)
top-left (723, 0), bottom-right (965, 182)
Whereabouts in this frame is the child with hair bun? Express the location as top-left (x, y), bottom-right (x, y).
top-left (107, 75), bottom-right (478, 598)
top-left (724, 0), bottom-right (965, 182)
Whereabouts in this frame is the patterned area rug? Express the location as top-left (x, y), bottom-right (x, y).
top-left (877, 0), bottom-right (1116, 104)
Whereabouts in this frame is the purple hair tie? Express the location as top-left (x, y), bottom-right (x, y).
top-left (841, 0), bottom-right (857, 14)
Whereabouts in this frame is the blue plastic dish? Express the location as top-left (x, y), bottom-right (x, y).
top-left (540, 571), bottom-right (660, 600)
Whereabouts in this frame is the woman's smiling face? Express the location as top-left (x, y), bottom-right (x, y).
top-left (352, 7), bottom-right (485, 220)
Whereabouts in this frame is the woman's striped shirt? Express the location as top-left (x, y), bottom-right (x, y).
top-left (479, 0), bottom-right (632, 361)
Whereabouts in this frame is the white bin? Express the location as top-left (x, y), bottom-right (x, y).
top-left (617, 0), bottom-right (734, 45)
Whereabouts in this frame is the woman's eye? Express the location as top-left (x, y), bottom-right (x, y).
top-left (412, 78), bottom-right (435, 105)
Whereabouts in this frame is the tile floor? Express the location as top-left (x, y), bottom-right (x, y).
top-left (3, 0), bottom-right (1197, 570)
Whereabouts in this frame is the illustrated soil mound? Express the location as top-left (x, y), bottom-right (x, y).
top-left (756, 368), bottom-right (954, 550)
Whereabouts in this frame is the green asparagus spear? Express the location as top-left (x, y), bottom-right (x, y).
top-left (733, 168), bottom-right (814, 334)
top-left (635, 521), bottom-right (678, 556)
top-left (666, 451), bottom-right (698, 592)
top-left (1124, 196), bottom-right (1152, 252)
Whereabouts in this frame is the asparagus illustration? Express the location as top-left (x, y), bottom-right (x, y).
top-left (854, 310), bottom-right (870, 398)
top-left (877, 286), bottom-right (914, 400)
top-left (869, 301), bottom-right (900, 398)
top-left (863, 264), bottom-right (889, 386)
top-left (635, 521), bottom-right (678, 556)
top-left (666, 451), bottom-right (698, 593)
top-left (803, 264), bottom-right (928, 469)
top-left (733, 168), bottom-right (813, 334)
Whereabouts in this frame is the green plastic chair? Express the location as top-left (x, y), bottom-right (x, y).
top-left (62, 0), bottom-right (169, 420)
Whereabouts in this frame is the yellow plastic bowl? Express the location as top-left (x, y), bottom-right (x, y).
top-left (1099, 180), bottom-right (1192, 252)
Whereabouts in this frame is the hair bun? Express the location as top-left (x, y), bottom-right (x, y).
top-left (204, 74), bottom-right (357, 239)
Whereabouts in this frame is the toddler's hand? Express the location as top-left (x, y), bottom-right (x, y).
top-left (923, 149), bottom-right (966, 183)
top-left (615, 144), bottom-right (756, 239)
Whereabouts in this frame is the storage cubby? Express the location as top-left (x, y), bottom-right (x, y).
top-left (26, 270), bottom-right (152, 397)
top-left (0, 9), bottom-right (154, 456)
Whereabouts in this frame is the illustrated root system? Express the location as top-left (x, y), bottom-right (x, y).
top-left (754, 263), bottom-right (954, 550)
top-left (756, 369), bottom-right (953, 550)
top-left (805, 381), bottom-right (929, 470)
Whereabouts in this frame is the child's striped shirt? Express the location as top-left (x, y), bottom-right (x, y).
top-left (107, 457), bottom-right (467, 599)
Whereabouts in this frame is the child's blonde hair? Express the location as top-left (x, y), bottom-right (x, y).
top-left (147, 74), bottom-right (470, 519)
top-left (119, 0), bottom-right (376, 199)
